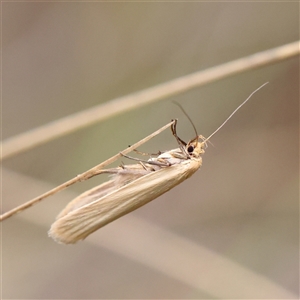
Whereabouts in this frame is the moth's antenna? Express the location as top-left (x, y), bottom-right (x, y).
top-left (173, 101), bottom-right (198, 138)
top-left (204, 82), bottom-right (269, 141)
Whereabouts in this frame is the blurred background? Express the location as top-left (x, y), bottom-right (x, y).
top-left (2, 2), bottom-right (299, 299)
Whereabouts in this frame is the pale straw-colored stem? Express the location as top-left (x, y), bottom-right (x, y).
top-left (1, 41), bottom-right (299, 160)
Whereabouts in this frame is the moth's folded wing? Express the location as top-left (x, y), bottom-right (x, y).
top-left (48, 160), bottom-right (201, 244)
top-left (56, 179), bottom-right (117, 219)
top-left (49, 165), bottom-right (153, 243)
top-left (49, 171), bottom-right (157, 244)
top-left (56, 165), bottom-right (149, 218)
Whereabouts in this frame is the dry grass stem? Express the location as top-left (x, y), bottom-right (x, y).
top-left (1, 40), bottom-right (299, 160)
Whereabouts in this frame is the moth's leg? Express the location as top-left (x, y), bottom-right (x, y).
top-left (171, 119), bottom-right (187, 146)
top-left (147, 158), bottom-right (173, 167)
top-left (119, 160), bottom-right (155, 172)
top-left (120, 152), bottom-right (171, 167)
top-left (127, 145), bottom-right (162, 157)
top-left (120, 152), bottom-right (147, 163)
top-left (133, 148), bottom-right (162, 157)
top-left (139, 161), bottom-right (156, 172)
top-left (171, 119), bottom-right (189, 158)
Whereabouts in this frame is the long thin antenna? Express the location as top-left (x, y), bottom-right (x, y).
top-left (204, 82), bottom-right (269, 141)
top-left (173, 101), bottom-right (198, 138)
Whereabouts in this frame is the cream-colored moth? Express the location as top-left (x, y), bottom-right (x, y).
top-left (49, 83), bottom-right (267, 244)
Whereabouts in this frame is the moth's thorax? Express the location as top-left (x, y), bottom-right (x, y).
top-left (154, 150), bottom-right (185, 165)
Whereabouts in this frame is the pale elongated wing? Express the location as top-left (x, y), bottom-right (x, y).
top-left (49, 158), bottom-right (202, 244)
top-left (57, 164), bottom-right (151, 219)
top-left (57, 179), bottom-right (117, 219)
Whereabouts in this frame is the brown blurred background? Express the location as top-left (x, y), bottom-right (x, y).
top-left (2, 2), bottom-right (299, 299)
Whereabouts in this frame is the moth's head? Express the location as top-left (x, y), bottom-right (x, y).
top-left (185, 135), bottom-right (207, 158)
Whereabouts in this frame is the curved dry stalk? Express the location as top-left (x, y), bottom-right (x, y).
top-left (0, 120), bottom-right (175, 221)
top-left (1, 41), bottom-right (299, 160)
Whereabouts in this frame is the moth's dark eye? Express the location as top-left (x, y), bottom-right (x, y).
top-left (187, 145), bottom-right (194, 153)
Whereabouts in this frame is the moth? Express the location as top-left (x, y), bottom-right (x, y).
top-left (49, 83), bottom-right (267, 244)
